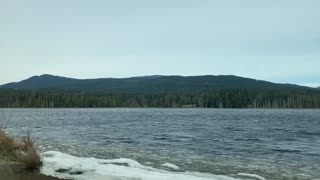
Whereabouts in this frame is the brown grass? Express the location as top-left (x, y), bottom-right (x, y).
top-left (0, 129), bottom-right (42, 171)
top-left (19, 132), bottom-right (42, 170)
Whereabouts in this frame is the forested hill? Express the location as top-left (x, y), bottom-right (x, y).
top-left (0, 74), bottom-right (320, 108)
top-left (0, 74), bottom-right (307, 93)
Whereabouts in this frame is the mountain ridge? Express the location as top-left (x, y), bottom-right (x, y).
top-left (0, 74), bottom-right (311, 94)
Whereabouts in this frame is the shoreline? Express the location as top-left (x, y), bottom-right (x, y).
top-left (0, 174), bottom-right (63, 180)
top-left (0, 162), bottom-right (62, 180)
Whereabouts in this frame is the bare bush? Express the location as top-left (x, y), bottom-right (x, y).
top-left (19, 132), bottom-right (42, 170)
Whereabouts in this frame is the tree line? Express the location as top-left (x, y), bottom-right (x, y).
top-left (0, 89), bottom-right (320, 108)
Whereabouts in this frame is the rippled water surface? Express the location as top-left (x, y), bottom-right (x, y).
top-left (1, 109), bottom-right (320, 179)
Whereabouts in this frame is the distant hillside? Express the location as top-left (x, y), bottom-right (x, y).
top-left (0, 74), bottom-right (320, 108)
top-left (0, 74), bottom-right (309, 93)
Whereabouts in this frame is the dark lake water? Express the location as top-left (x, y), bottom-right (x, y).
top-left (1, 109), bottom-right (320, 179)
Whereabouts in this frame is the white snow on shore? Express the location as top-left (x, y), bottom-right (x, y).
top-left (40, 151), bottom-right (239, 180)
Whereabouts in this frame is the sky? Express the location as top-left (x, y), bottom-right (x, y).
top-left (1, 0), bottom-right (320, 87)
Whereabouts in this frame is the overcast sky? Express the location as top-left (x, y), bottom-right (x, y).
top-left (1, 0), bottom-right (319, 87)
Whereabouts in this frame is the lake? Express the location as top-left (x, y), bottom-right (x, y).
top-left (1, 109), bottom-right (320, 180)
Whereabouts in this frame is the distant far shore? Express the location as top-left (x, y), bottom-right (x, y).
top-left (1, 74), bottom-right (320, 108)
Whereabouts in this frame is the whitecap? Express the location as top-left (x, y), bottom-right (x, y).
top-left (161, 163), bottom-right (180, 170)
top-left (236, 173), bottom-right (266, 180)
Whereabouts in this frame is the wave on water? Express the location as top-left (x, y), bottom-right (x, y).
top-left (40, 151), bottom-right (242, 180)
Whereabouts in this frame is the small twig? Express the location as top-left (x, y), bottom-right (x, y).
top-left (0, 111), bottom-right (10, 131)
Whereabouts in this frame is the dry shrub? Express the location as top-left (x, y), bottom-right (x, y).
top-left (0, 129), bottom-right (42, 170)
top-left (18, 132), bottom-right (42, 170)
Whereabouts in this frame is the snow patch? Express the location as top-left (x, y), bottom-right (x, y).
top-left (41, 151), bottom-right (239, 180)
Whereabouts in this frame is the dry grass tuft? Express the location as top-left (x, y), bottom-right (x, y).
top-left (0, 113), bottom-right (16, 161)
top-left (18, 132), bottom-right (42, 170)
top-left (0, 128), bottom-right (42, 171)
top-left (0, 113), bottom-right (42, 171)
top-left (0, 129), bottom-right (17, 161)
